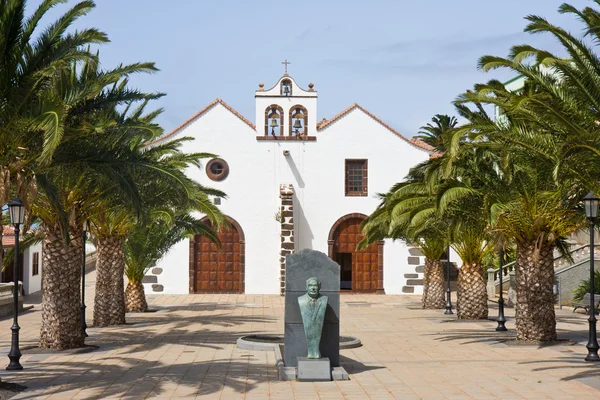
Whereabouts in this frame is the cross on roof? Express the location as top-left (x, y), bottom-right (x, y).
top-left (282, 59), bottom-right (291, 75)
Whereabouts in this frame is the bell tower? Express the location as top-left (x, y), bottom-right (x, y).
top-left (255, 62), bottom-right (318, 139)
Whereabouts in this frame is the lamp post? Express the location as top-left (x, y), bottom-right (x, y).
top-left (6, 197), bottom-right (25, 371)
top-left (496, 249), bottom-right (507, 331)
top-left (445, 245), bottom-right (453, 315)
top-left (81, 220), bottom-right (90, 338)
top-left (583, 192), bottom-right (600, 362)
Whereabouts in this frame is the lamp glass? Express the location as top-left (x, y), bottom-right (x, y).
top-left (83, 220), bottom-right (91, 232)
top-left (7, 198), bottom-right (25, 225)
top-left (584, 192), bottom-right (600, 219)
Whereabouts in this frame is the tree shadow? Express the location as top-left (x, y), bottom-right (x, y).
top-left (430, 329), bottom-right (515, 346)
top-left (2, 356), bottom-right (270, 399)
top-left (517, 355), bottom-right (600, 383)
top-left (1, 310), bottom-right (281, 398)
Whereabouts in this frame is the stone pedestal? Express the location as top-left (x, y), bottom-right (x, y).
top-left (297, 357), bottom-right (331, 382)
top-left (284, 249), bottom-right (340, 368)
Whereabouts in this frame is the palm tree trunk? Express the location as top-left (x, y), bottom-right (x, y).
top-left (515, 241), bottom-right (556, 341)
top-left (422, 259), bottom-right (430, 307)
top-left (93, 236), bottom-right (126, 326)
top-left (457, 262), bottom-right (488, 319)
top-left (125, 280), bottom-right (148, 312)
top-left (39, 224), bottom-right (84, 349)
top-left (423, 258), bottom-right (446, 309)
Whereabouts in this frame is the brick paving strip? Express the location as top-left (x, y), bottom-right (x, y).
top-left (0, 272), bottom-right (598, 399)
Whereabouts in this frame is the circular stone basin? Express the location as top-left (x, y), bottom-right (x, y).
top-left (236, 334), bottom-right (361, 351)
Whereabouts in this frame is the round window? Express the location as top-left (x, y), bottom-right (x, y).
top-left (206, 158), bottom-right (229, 181)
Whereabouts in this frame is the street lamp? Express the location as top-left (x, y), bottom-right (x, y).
top-left (583, 192), bottom-right (600, 362)
top-left (81, 220), bottom-right (90, 338)
top-left (445, 245), bottom-right (453, 315)
top-left (496, 249), bottom-right (507, 331)
top-left (6, 197), bottom-right (25, 371)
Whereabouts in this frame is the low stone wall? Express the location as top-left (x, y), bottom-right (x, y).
top-left (0, 282), bottom-right (24, 318)
top-left (555, 259), bottom-right (600, 307)
top-left (497, 259), bottom-right (600, 308)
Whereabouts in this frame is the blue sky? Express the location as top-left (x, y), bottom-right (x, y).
top-left (29, 0), bottom-right (591, 137)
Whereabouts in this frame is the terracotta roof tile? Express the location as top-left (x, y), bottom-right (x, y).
top-left (148, 98), bottom-right (256, 145)
top-left (316, 103), bottom-right (433, 151)
top-left (2, 235), bottom-right (15, 247)
top-left (2, 227), bottom-right (15, 247)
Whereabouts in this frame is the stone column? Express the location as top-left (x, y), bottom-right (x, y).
top-left (280, 184), bottom-right (295, 296)
top-left (508, 270), bottom-right (517, 307)
top-left (487, 268), bottom-right (496, 299)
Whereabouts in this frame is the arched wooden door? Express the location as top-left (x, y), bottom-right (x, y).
top-left (328, 213), bottom-right (384, 294)
top-left (189, 217), bottom-right (245, 293)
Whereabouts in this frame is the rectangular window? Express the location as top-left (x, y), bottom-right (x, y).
top-left (32, 252), bottom-right (39, 276)
top-left (345, 159), bottom-right (368, 196)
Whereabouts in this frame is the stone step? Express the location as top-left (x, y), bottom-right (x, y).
top-left (415, 265), bottom-right (425, 273)
top-left (402, 286), bottom-right (415, 293)
top-left (406, 279), bottom-right (424, 286)
top-left (404, 273), bottom-right (419, 279)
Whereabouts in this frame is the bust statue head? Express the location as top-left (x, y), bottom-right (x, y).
top-left (306, 277), bottom-right (321, 299)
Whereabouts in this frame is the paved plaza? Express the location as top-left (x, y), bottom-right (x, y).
top-left (0, 272), bottom-right (600, 399)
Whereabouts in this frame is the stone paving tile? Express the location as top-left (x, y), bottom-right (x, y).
top-left (0, 273), bottom-right (599, 399)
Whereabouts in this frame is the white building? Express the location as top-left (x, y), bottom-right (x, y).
top-left (147, 72), bottom-right (433, 295)
top-left (1, 226), bottom-right (43, 295)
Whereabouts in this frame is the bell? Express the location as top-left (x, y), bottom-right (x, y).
top-left (270, 117), bottom-right (279, 135)
top-left (283, 84), bottom-right (290, 96)
top-left (293, 119), bottom-right (302, 129)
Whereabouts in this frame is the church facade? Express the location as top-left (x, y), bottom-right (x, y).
top-left (147, 72), bottom-right (433, 295)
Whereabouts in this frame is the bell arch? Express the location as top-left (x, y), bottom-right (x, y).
top-left (289, 105), bottom-right (308, 136)
top-left (265, 105), bottom-right (284, 136)
top-left (189, 216), bottom-right (245, 293)
top-left (327, 213), bottom-right (384, 294)
top-left (280, 78), bottom-right (292, 96)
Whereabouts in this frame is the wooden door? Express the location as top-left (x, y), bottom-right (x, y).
top-left (193, 225), bottom-right (243, 293)
top-left (333, 217), bottom-right (379, 292)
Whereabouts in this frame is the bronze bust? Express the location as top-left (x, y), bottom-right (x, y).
top-left (297, 277), bottom-right (328, 358)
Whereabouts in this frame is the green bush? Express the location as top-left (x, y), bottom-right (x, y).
top-left (573, 270), bottom-right (600, 302)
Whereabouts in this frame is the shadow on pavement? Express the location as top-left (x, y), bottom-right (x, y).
top-left (340, 354), bottom-right (385, 374)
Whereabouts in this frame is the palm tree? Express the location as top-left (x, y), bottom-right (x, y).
top-left (88, 99), bottom-right (226, 326)
top-left (450, 1), bottom-right (600, 339)
top-left (360, 182), bottom-right (450, 309)
top-left (415, 233), bottom-right (448, 309)
top-left (415, 114), bottom-right (458, 154)
top-left (361, 115), bottom-right (459, 309)
top-left (124, 213), bottom-right (220, 312)
top-left (415, 111), bottom-right (497, 320)
top-left (30, 56), bottom-right (171, 348)
top-left (0, 0), bottom-right (107, 277)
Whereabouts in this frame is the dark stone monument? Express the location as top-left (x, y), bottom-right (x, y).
top-left (284, 249), bottom-right (340, 370)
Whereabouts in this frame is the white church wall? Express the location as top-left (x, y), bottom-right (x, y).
top-left (148, 239), bottom-right (189, 294)
top-left (153, 103), bottom-right (282, 294)
top-left (301, 108), bottom-right (429, 294)
top-left (382, 239), bottom-right (413, 294)
top-left (151, 87), bottom-right (431, 295)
